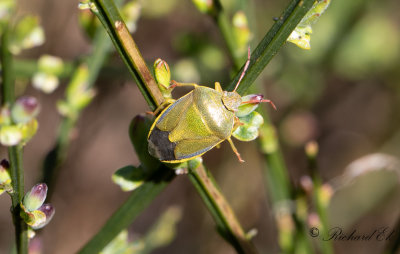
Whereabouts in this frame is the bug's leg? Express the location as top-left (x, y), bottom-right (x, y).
top-left (214, 82), bottom-right (223, 92)
top-left (227, 137), bottom-right (245, 163)
top-left (170, 80), bottom-right (198, 89)
top-left (233, 116), bottom-right (244, 131)
top-left (147, 98), bottom-right (175, 116)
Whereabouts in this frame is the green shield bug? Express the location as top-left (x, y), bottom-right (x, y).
top-left (148, 49), bottom-right (276, 163)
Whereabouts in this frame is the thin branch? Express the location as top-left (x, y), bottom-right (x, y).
top-left (91, 0), bottom-right (164, 110)
top-left (225, 0), bottom-right (316, 95)
top-left (78, 170), bottom-right (174, 254)
top-left (189, 164), bottom-right (258, 254)
top-left (1, 25), bottom-right (28, 254)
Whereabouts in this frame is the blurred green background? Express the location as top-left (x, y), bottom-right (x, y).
top-left (0, 0), bottom-right (400, 253)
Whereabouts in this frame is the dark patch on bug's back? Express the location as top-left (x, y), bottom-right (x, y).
top-left (148, 127), bottom-right (176, 161)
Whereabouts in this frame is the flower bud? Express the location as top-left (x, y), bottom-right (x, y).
top-left (0, 125), bottom-right (22, 146)
top-left (38, 55), bottom-right (64, 75)
top-left (299, 175), bottom-right (313, 194)
top-left (19, 119), bottom-right (39, 145)
top-left (0, 159), bottom-right (12, 194)
top-left (0, 106), bottom-right (11, 125)
top-left (192, 0), bottom-right (214, 14)
top-left (307, 212), bottom-right (321, 228)
top-left (11, 96), bottom-right (40, 124)
top-left (305, 141), bottom-right (319, 159)
top-left (0, 159), bottom-right (10, 169)
top-left (9, 16), bottom-right (45, 55)
top-left (27, 203), bottom-right (55, 229)
top-left (37, 204), bottom-right (55, 226)
top-left (153, 59), bottom-right (172, 99)
top-left (23, 183), bottom-right (48, 212)
top-left (319, 183), bottom-right (333, 207)
top-left (27, 210), bottom-right (46, 230)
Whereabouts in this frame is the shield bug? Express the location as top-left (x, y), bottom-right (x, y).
top-left (148, 49), bottom-right (276, 163)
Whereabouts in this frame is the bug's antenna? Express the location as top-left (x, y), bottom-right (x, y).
top-left (233, 47), bottom-right (251, 92)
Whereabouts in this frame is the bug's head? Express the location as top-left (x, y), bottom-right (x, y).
top-left (222, 91), bottom-right (242, 112)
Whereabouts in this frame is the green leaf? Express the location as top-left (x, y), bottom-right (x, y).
top-left (129, 115), bottom-right (162, 174)
top-left (235, 94), bottom-right (261, 117)
top-left (287, 0), bottom-right (331, 49)
top-left (233, 111), bottom-right (264, 141)
top-left (112, 165), bottom-right (146, 192)
top-left (101, 230), bottom-right (142, 254)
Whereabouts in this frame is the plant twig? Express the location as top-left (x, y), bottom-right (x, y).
top-left (225, 0), bottom-right (316, 95)
top-left (1, 26), bottom-right (28, 254)
top-left (201, 0), bottom-right (307, 252)
top-left (78, 170), bottom-right (174, 254)
top-left (91, 0), bottom-right (164, 110)
top-left (309, 152), bottom-right (334, 254)
top-left (189, 164), bottom-right (258, 254)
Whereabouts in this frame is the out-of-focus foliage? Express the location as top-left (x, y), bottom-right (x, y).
top-left (101, 206), bottom-right (182, 254)
top-left (333, 11), bottom-right (400, 79)
top-left (57, 65), bottom-right (96, 120)
top-left (9, 16), bottom-right (45, 55)
top-left (329, 154), bottom-right (400, 228)
top-left (32, 55), bottom-right (64, 93)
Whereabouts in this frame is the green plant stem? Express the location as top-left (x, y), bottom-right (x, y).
top-left (78, 170), bottom-right (174, 254)
top-left (91, 0), bottom-right (164, 110)
top-left (8, 145), bottom-right (28, 254)
top-left (205, 1), bottom-right (302, 251)
top-left (13, 59), bottom-right (75, 79)
top-left (208, 0), bottom-right (293, 204)
top-left (188, 164), bottom-right (258, 254)
top-left (225, 0), bottom-right (316, 94)
top-left (1, 28), bottom-right (14, 104)
top-left (209, 0), bottom-right (240, 69)
top-left (1, 26), bottom-right (28, 254)
top-left (309, 154), bottom-right (334, 254)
